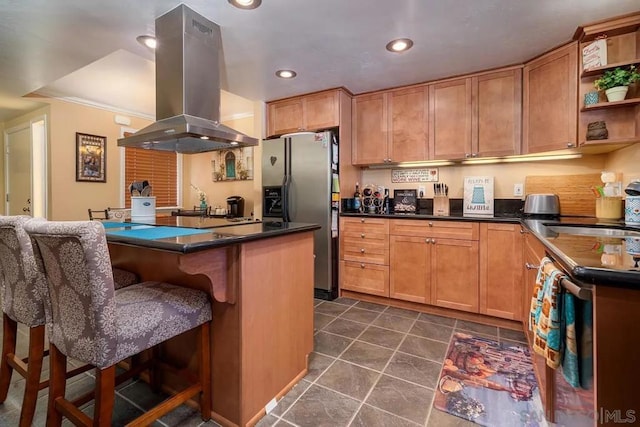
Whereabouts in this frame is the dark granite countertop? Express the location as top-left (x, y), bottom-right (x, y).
top-left (105, 220), bottom-right (320, 253)
top-left (340, 212), bottom-right (522, 223)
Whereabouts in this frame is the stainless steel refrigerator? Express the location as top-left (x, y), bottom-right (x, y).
top-left (262, 130), bottom-right (339, 299)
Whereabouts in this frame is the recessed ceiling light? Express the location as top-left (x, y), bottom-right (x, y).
top-left (276, 70), bottom-right (297, 79)
top-left (200, 136), bottom-right (210, 140)
top-left (136, 35), bottom-right (157, 49)
top-left (386, 38), bottom-right (413, 53)
top-left (230, 141), bottom-right (239, 145)
top-left (228, 0), bottom-right (262, 10)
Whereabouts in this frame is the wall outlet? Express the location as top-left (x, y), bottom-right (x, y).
top-left (514, 183), bottom-right (524, 197)
top-left (418, 186), bottom-right (426, 197)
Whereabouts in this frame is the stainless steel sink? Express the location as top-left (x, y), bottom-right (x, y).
top-left (546, 225), bottom-right (640, 238)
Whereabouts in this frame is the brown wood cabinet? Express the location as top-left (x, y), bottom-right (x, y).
top-left (267, 89), bottom-right (340, 137)
top-left (389, 235), bottom-right (431, 304)
top-left (429, 78), bottom-right (473, 159)
top-left (390, 219), bottom-right (479, 313)
top-left (472, 69), bottom-right (522, 157)
top-left (523, 42), bottom-right (579, 153)
top-left (339, 217), bottom-right (389, 296)
top-left (352, 86), bottom-right (428, 165)
top-left (479, 223), bottom-right (524, 320)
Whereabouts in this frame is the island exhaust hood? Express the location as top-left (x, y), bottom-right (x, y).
top-left (118, 4), bottom-right (258, 153)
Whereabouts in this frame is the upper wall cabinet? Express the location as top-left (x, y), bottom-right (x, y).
top-left (523, 42), bottom-right (579, 153)
top-left (472, 69), bottom-right (522, 157)
top-left (428, 78), bottom-right (472, 160)
top-left (352, 86), bottom-right (428, 165)
top-left (267, 89), bottom-right (340, 137)
top-left (575, 12), bottom-right (640, 153)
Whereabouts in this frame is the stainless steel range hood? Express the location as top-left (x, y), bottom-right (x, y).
top-left (118, 4), bottom-right (258, 153)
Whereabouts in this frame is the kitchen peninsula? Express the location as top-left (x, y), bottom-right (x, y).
top-left (104, 220), bottom-right (319, 427)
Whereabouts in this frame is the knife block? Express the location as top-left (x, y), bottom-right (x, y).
top-left (433, 196), bottom-right (450, 216)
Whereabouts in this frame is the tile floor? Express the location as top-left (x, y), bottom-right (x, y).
top-left (0, 297), bottom-right (529, 426)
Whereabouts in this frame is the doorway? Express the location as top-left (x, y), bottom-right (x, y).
top-left (4, 116), bottom-right (47, 217)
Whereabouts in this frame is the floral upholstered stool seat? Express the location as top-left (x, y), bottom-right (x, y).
top-left (25, 220), bottom-right (212, 427)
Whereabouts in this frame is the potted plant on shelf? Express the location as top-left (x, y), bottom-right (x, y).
top-left (593, 65), bottom-right (640, 102)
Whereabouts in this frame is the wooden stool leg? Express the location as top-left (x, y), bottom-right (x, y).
top-left (0, 313), bottom-right (17, 403)
top-left (148, 347), bottom-right (161, 393)
top-left (199, 322), bottom-right (211, 421)
top-left (19, 325), bottom-right (45, 427)
top-left (93, 365), bottom-right (115, 427)
top-left (47, 343), bottom-right (67, 427)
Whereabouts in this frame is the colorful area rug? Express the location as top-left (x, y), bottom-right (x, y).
top-left (434, 332), bottom-right (545, 426)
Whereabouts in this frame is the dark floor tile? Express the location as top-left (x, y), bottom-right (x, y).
top-left (371, 314), bottom-right (415, 333)
top-left (351, 404), bottom-right (421, 427)
top-left (398, 335), bottom-right (449, 362)
top-left (256, 413), bottom-right (280, 426)
top-left (339, 307), bottom-right (381, 324)
top-left (118, 380), bottom-right (168, 410)
top-left (315, 301), bottom-right (350, 316)
top-left (383, 306), bottom-right (420, 320)
top-left (409, 321), bottom-right (453, 343)
top-left (159, 403), bottom-right (209, 427)
top-left (365, 375), bottom-right (433, 425)
top-left (499, 327), bottom-right (527, 342)
top-left (78, 395), bottom-right (146, 426)
top-left (384, 352), bottom-right (441, 389)
top-left (316, 360), bottom-right (379, 400)
top-left (417, 312), bottom-right (456, 327)
top-left (271, 379), bottom-right (311, 416)
top-left (314, 312), bottom-right (336, 332)
top-left (281, 384), bottom-right (360, 427)
top-left (340, 340), bottom-right (394, 372)
top-left (427, 407), bottom-right (477, 426)
top-left (314, 298), bottom-right (324, 307)
top-left (354, 301), bottom-right (387, 312)
top-left (305, 352), bottom-right (335, 382)
top-left (455, 320), bottom-right (498, 336)
top-left (274, 420), bottom-right (296, 426)
top-left (358, 326), bottom-right (405, 350)
top-left (322, 318), bottom-right (368, 339)
top-left (314, 331), bottom-right (353, 357)
top-left (332, 297), bottom-right (359, 306)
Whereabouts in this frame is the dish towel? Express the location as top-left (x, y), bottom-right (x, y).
top-left (561, 292), bottom-right (594, 389)
top-left (561, 292), bottom-right (579, 387)
top-left (530, 258), bottom-right (563, 369)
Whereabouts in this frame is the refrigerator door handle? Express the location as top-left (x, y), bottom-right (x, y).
top-left (283, 137), bottom-right (292, 222)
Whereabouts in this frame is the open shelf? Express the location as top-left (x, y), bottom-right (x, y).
top-left (579, 137), bottom-right (639, 154)
top-left (581, 58), bottom-right (640, 77)
top-left (580, 97), bottom-right (640, 111)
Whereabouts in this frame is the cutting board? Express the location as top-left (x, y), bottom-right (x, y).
top-left (525, 174), bottom-right (602, 217)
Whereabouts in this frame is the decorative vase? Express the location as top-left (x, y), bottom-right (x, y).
top-left (584, 91), bottom-right (599, 106)
top-left (200, 200), bottom-right (207, 210)
top-left (604, 86), bottom-right (628, 102)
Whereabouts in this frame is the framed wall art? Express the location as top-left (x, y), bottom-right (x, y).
top-left (211, 147), bottom-right (254, 182)
top-left (76, 132), bottom-right (106, 182)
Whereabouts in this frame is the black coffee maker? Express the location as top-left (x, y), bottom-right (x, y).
top-left (226, 196), bottom-right (245, 218)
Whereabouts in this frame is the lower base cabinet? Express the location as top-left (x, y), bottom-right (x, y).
top-left (431, 238), bottom-right (479, 312)
top-left (339, 260), bottom-right (389, 296)
top-left (479, 223), bottom-right (524, 320)
top-left (390, 235), bottom-right (431, 303)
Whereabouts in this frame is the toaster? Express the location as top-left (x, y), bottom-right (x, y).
top-left (524, 194), bottom-right (560, 215)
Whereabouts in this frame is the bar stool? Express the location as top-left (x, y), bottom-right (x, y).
top-left (24, 220), bottom-right (212, 426)
top-left (0, 216), bottom-right (139, 426)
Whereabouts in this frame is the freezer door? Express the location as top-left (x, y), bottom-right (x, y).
top-left (289, 132), bottom-right (333, 291)
top-left (261, 138), bottom-right (285, 187)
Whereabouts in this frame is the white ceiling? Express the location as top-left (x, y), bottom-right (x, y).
top-left (1, 0), bottom-right (639, 122)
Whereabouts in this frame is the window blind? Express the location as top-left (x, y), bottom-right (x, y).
top-left (124, 147), bottom-right (177, 208)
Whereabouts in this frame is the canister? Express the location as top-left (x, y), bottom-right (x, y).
top-left (625, 196), bottom-right (640, 225)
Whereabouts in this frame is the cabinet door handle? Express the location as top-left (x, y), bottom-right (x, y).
top-left (465, 153), bottom-right (471, 158)
top-left (360, 263), bottom-right (365, 268)
top-left (360, 218), bottom-right (365, 223)
top-left (360, 248), bottom-right (365, 253)
top-left (471, 153), bottom-right (478, 158)
top-left (525, 263), bottom-right (538, 270)
top-left (520, 228), bottom-right (527, 234)
top-left (428, 222), bottom-right (433, 227)
top-left (431, 238), bottom-right (436, 244)
top-left (361, 233), bottom-right (365, 238)
top-left (425, 238), bottom-right (430, 243)
top-left (567, 143), bottom-right (575, 148)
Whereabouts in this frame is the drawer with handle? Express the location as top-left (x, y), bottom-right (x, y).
top-left (340, 260), bottom-right (389, 297)
top-left (390, 219), bottom-right (479, 240)
top-left (341, 240), bottom-right (389, 265)
top-left (340, 217), bottom-right (389, 234)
